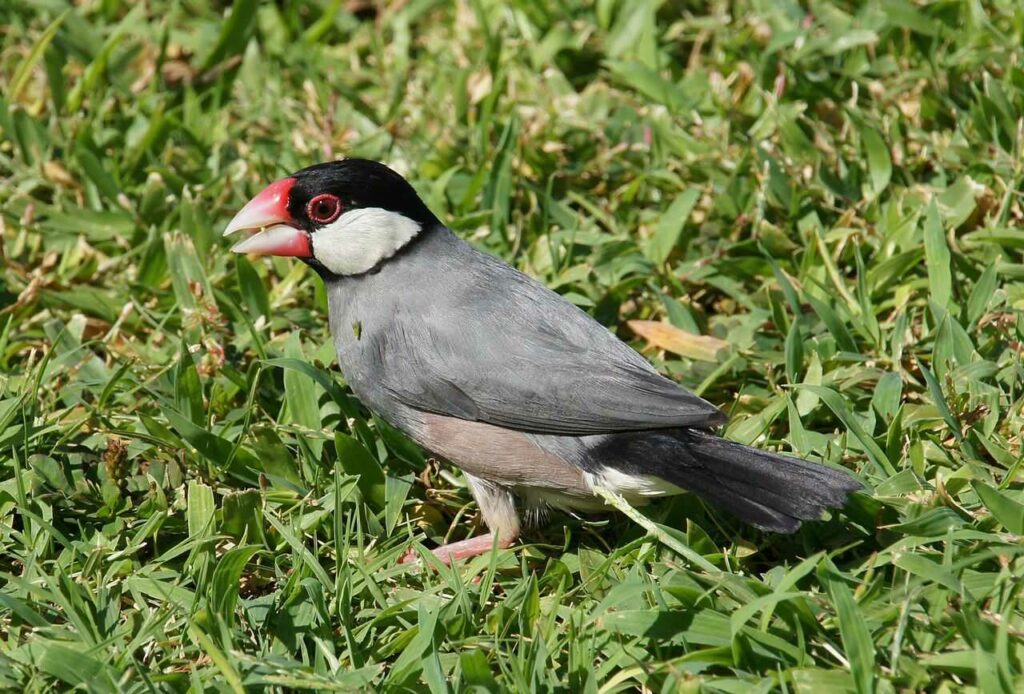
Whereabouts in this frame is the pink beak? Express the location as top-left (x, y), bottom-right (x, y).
top-left (223, 177), bottom-right (312, 257)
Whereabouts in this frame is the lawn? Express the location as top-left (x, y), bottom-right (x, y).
top-left (2, 0), bottom-right (1023, 691)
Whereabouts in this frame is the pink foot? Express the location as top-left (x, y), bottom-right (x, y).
top-left (399, 532), bottom-right (515, 565)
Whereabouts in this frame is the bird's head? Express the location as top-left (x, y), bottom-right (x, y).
top-left (224, 159), bottom-right (439, 276)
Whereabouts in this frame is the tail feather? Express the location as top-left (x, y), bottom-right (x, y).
top-left (590, 429), bottom-right (863, 533)
top-left (664, 430), bottom-right (862, 532)
top-left (666, 473), bottom-right (808, 532)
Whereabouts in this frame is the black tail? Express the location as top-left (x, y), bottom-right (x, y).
top-left (593, 429), bottom-right (863, 533)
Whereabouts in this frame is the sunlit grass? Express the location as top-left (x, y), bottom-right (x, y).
top-left (1, 1), bottom-right (1023, 691)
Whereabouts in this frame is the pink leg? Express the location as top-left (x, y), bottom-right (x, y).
top-left (399, 532), bottom-right (516, 565)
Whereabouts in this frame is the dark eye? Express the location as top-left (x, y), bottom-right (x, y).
top-left (306, 194), bottom-right (342, 224)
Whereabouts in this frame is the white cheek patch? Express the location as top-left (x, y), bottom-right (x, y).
top-left (311, 208), bottom-right (422, 275)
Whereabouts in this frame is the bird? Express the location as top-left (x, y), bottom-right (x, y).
top-left (224, 159), bottom-right (862, 564)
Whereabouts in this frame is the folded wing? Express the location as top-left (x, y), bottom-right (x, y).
top-left (374, 238), bottom-right (725, 436)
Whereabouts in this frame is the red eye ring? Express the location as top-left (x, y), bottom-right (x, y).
top-left (306, 194), bottom-right (342, 225)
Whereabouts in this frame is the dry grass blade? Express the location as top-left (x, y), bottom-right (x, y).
top-left (628, 319), bottom-right (728, 362)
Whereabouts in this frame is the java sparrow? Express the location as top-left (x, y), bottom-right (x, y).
top-left (224, 159), bottom-right (861, 563)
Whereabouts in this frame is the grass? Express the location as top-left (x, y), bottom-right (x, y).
top-left (1, 0), bottom-right (1023, 691)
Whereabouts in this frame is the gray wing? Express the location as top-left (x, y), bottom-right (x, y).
top-left (356, 232), bottom-right (726, 436)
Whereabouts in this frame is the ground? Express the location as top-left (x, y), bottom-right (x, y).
top-left (1, 0), bottom-right (1023, 692)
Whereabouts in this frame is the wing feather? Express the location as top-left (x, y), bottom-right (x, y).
top-left (357, 232), bottom-right (726, 435)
